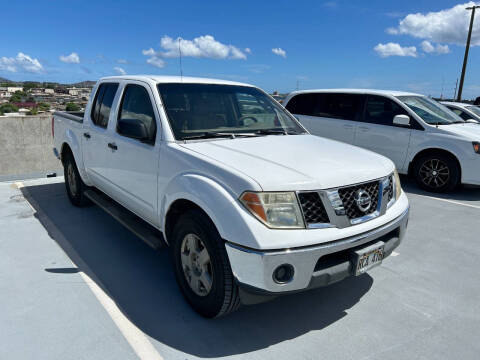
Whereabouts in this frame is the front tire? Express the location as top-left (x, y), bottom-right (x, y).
top-left (63, 152), bottom-right (91, 207)
top-left (171, 209), bottom-right (240, 318)
top-left (413, 153), bottom-right (460, 193)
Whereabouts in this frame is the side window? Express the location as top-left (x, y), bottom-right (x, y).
top-left (452, 109), bottom-right (471, 120)
top-left (118, 84), bottom-right (157, 143)
top-left (312, 93), bottom-right (362, 121)
top-left (364, 96), bottom-right (407, 126)
top-left (285, 94), bottom-right (315, 115)
top-left (90, 83), bottom-right (119, 128)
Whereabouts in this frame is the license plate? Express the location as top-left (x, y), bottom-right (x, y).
top-left (353, 241), bottom-right (385, 276)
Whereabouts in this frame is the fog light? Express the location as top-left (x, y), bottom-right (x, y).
top-left (273, 264), bottom-right (294, 284)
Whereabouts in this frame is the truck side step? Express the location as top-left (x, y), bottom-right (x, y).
top-left (84, 189), bottom-right (165, 250)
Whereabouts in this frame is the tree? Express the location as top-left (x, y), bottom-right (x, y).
top-left (475, 97), bottom-right (480, 106)
top-left (37, 102), bottom-right (50, 111)
top-left (27, 108), bottom-right (39, 115)
top-left (0, 103), bottom-right (19, 114)
top-left (66, 102), bottom-right (81, 111)
top-left (9, 93), bottom-right (22, 102)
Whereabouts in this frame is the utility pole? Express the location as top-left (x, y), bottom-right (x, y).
top-left (457, 5), bottom-right (480, 102)
top-left (453, 78), bottom-right (458, 100)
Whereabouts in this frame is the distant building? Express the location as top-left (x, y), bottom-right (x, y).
top-left (44, 88), bottom-right (55, 94)
top-left (12, 102), bottom-right (36, 109)
top-left (7, 87), bottom-right (23, 93)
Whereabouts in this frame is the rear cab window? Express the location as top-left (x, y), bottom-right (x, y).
top-left (90, 83), bottom-right (119, 128)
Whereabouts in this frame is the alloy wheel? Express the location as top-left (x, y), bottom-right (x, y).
top-left (180, 233), bottom-right (213, 297)
top-left (419, 158), bottom-right (450, 189)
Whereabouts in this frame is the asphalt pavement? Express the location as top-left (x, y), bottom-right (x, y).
top-left (1, 177), bottom-right (479, 360)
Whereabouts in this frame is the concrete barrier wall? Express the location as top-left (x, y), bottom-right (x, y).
top-left (0, 115), bottom-right (62, 181)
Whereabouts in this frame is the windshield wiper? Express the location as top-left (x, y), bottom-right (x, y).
top-left (182, 132), bottom-right (237, 140)
top-left (254, 129), bottom-right (303, 135)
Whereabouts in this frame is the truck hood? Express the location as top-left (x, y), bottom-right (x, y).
top-left (438, 123), bottom-right (480, 141)
top-left (180, 135), bottom-right (394, 191)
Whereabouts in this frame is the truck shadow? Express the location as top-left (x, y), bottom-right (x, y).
top-left (21, 182), bottom-right (373, 358)
top-left (401, 175), bottom-right (480, 202)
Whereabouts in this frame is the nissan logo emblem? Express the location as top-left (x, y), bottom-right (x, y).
top-left (354, 189), bottom-right (372, 213)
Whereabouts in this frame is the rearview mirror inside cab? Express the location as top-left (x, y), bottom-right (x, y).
top-left (393, 114), bottom-right (410, 126)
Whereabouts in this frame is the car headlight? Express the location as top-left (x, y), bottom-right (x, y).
top-left (240, 192), bottom-right (305, 228)
top-left (473, 142), bottom-right (480, 154)
top-left (394, 169), bottom-right (402, 200)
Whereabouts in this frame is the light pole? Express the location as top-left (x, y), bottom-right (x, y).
top-left (457, 5), bottom-right (480, 102)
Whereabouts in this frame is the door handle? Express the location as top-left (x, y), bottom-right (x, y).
top-left (358, 126), bottom-right (370, 132)
top-left (343, 125), bottom-right (353, 129)
top-left (107, 142), bottom-right (118, 150)
top-left (83, 132), bottom-right (91, 139)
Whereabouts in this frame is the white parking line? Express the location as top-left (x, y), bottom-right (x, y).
top-left (79, 271), bottom-right (164, 360)
top-left (412, 193), bottom-right (480, 210)
top-left (17, 181), bottom-right (164, 360)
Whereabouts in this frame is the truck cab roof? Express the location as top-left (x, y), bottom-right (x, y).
top-left (98, 75), bottom-right (254, 88)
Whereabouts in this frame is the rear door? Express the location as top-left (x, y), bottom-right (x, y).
top-left (102, 81), bottom-right (160, 226)
top-left (286, 93), bottom-right (362, 143)
top-left (82, 82), bottom-right (119, 189)
top-left (354, 95), bottom-right (412, 169)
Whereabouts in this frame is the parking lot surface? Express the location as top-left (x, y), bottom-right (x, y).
top-left (1, 177), bottom-right (479, 360)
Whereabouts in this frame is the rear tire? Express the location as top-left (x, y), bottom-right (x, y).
top-left (413, 153), bottom-right (460, 193)
top-left (171, 209), bottom-right (240, 318)
top-left (63, 152), bottom-right (91, 207)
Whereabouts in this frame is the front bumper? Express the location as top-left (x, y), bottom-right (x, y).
top-left (225, 205), bottom-right (409, 301)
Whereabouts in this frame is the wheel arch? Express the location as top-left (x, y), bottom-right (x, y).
top-left (408, 148), bottom-right (462, 179)
top-left (160, 173), bottom-right (258, 248)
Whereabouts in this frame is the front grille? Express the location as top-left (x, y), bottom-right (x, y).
top-left (338, 180), bottom-right (380, 219)
top-left (386, 175), bottom-right (394, 203)
top-left (298, 192), bottom-right (330, 225)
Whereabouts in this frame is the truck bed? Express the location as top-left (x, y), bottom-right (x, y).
top-left (53, 111), bottom-right (84, 123)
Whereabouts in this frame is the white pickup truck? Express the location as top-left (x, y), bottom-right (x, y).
top-left (53, 76), bottom-right (409, 317)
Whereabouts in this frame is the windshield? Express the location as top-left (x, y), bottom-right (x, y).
top-left (396, 96), bottom-right (463, 125)
top-left (467, 106), bottom-right (480, 117)
top-left (157, 83), bottom-right (306, 140)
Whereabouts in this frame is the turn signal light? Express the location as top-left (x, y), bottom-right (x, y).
top-left (473, 142), bottom-right (480, 154)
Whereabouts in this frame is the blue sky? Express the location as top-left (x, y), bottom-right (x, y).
top-left (1, 0), bottom-right (479, 98)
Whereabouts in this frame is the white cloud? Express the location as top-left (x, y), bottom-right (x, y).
top-left (245, 48), bottom-right (252, 54)
top-left (421, 40), bottom-right (450, 54)
top-left (142, 35), bottom-right (247, 67)
top-left (114, 66), bottom-right (126, 75)
top-left (117, 59), bottom-right (128, 64)
top-left (387, 2), bottom-right (480, 46)
top-left (272, 47), bottom-right (287, 58)
top-left (374, 42), bottom-right (417, 58)
top-left (0, 52), bottom-right (44, 73)
top-left (59, 52), bottom-right (80, 64)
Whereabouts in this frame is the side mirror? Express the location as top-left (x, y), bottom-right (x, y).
top-left (393, 114), bottom-right (410, 126)
top-left (117, 118), bottom-right (150, 141)
top-left (466, 119), bottom-right (479, 124)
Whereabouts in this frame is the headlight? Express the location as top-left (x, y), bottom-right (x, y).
top-left (240, 192), bottom-right (305, 229)
top-left (394, 169), bottom-right (402, 200)
top-left (473, 142), bottom-right (480, 154)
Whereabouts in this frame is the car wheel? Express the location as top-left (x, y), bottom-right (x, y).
top-left (171, 209), bottom-right (240, 318)
top-left (63, 152), bottom-right (91, 207)
top-left (413, 153), bottom-right (460, 193)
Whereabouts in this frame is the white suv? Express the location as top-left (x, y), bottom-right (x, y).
top-left (284, 89), bottom-right (480, 192)
top-left (441, 101), bottom-right (480, 123)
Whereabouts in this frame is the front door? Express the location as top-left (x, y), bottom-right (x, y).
top-left (102, 82), bottom-right (160, 226)
top-left (354, 95), bottom-right (412, 170)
